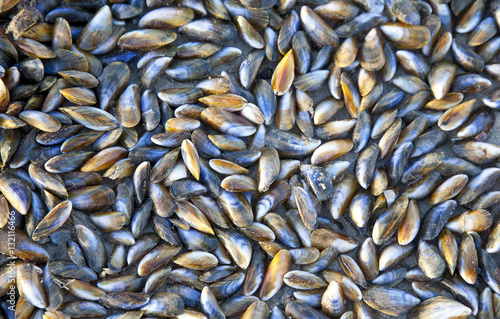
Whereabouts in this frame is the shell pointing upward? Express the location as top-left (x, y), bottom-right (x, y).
top-left (272, 49), bottom-right (295, 96)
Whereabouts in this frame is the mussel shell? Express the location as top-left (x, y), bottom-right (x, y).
top-left (179, 18), bottom-right (237, 42)
top-left (139, 7), bottom-right (194, 28)
top-left (380, 22), bottom-right (430, 49)
top-left (408, 296), bottom-right (472, 318)
top-left (363, 286), bottom-right (421, 316)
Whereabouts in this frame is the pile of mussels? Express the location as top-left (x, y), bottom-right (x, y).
top-left (1, 0), bottom-right (500, 317)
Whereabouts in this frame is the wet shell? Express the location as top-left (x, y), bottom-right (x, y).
top-left (453, 142), bottom-right (500, 165)
top-left (429, 174), bottom-right (468, 205)
top-left (372, 195), bottom-right (409, 245)
top-left (271, 49), bottom-right (294, 96)
top-left (75, 224), bottom-right (106, 272)
top-left (363, 286), bottom-right (421, 316)
top-left (428, 61), bottom-right (457, 100)
top-left (329, 174), bottom-right (357, 220)
top-left (118, 30), bottom-right (177, 51)
top-left (438, 99), bottom-right (476, 131)
top-left (260, 249), bottom-right (291, 301)
top-left (18, 111), bottom-right (61, 133)
top-left (321, 281), bottom-right (344, 317)
top-left (179, 18), bottom-right (237, 42)
top-left (410, 297), bottom-right (472, 318)
top-left (59, 107), bottom-right (118, 131)
top-left (300, 6), bottom-right (339, 48)
top-left (32, 200), bottom-right (72, 241)
top-left (418, 240), bottom-right (446, 280)
top-left (359, 28), bottom-right (385, 71)
top-left (311, 139), bottom-right (353, 165)
top-left (202, 107), bottom-right (256, 137)
top-left (139, 7), bottom-right (194, 28)
top-left (380, 22), bottom-right (430, 49)
top-left (452, 39), bottom-right (484, 73)
top-left (236, 16), bottom-right (265, 49)
top-left (100, 292), bottom-right (150, 310)
top-left (311, 228), bottom-right (358, 253)
top-left (284, 270), bottom-right (327, 290)
top-left (356, 143), bottom-right (379, 189)
top-left (0, 173), bottom-right (31, 215)
top-left (446, 209), bottom-right (493, 234)
top-left (340, 72), bottom-right (360, 118)
top-left (335, 37), bottom-right (358, 68)
top-left (398, 199), bottom-right (420, 246)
